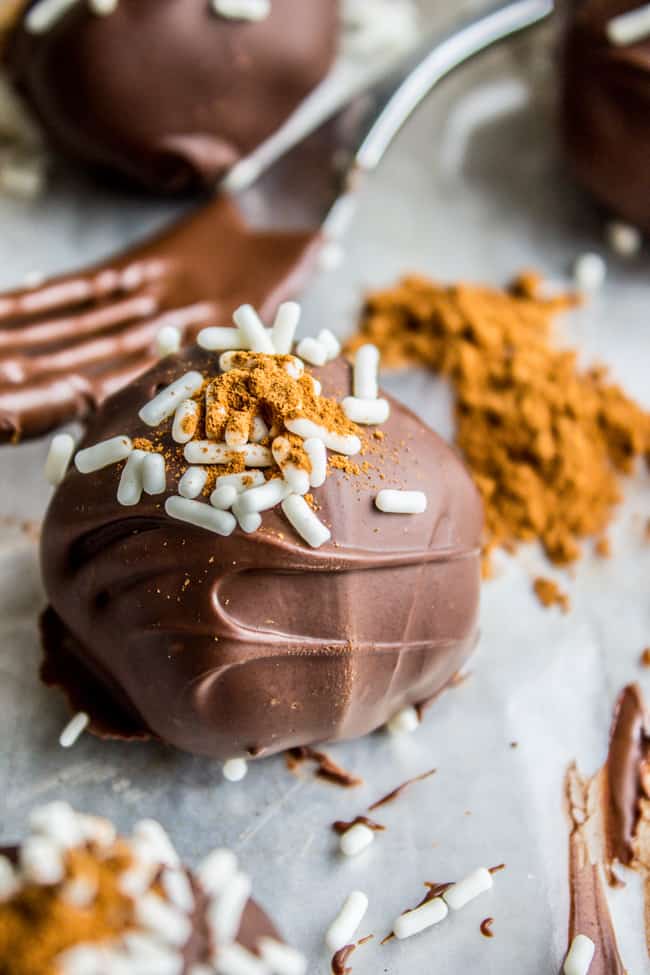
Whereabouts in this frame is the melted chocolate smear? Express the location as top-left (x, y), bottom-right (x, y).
top-left (330, 935), bottom-right (373, 975)
top-left (480, 917), bottom-right (494, 938)
top-left (604, 683), bottom-right (650, 867)
top-left (286, 747), bottom-right (362, 788)
top-left (367, 768), bottom-right (436, 811)
top-left (332, 816), bottom-right (385, 835)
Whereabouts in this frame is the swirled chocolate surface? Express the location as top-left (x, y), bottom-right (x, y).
top-left (9, 0), bottom-right (338, 193)
top-left (40, 350), bottom-right (482, 760)
top-left (561, 0), bottom-right (650, 231)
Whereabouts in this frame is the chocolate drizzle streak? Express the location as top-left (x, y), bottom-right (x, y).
top-left (331, 944), bottom-right (355, 975)
top-left (332, 816), bottom-right (385, 835)
top-left (480, 917), bottom-right (494, 938)
top-left (286, 747), bottom-right (362, 788)
top-left (367, 768), bottom-right (436, 811)
top-left (604, 683), bottom-right (650, 867)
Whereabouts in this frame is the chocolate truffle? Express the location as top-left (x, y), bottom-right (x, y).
top-left (0, 801), bottom-right (295, 975)
top-left (9, 0), bottom-right (338, 192)
top-left (561, 0), bottom-right (650, 232)
top-left (40, 330), bottom-right (482, 761)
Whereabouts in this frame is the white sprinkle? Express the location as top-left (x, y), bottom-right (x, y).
top-left (285, 418), bottom-right (361, 456)
top-left (89, 0), bottom-right (119, 13)
top-left (139, 371), bottom-right (204, 427)
top-left (257, 938), bottom-right (306, 975)
top-left (62, 875), bottom-right (97, 908)
top-left (573, 253), bottom-right (606, 292)
top-left (563, 934), bottom-right (596, 975)
top-left (317, 329), bottom-right (341, 361)
top-left (0, 856), bottom-right (18, 902)
top-left (172, 399), bottom-right (200, 444)
top-left (272, 437), bottom-right (310, 495)
top-left (165, 496), bottom-right (236, 536)
top-left (443, 867), bottom-right (493, 910)
top-left (119, 860), bottom-right (159, 899)
top-left (197, 326), bottom-right (246, 352)
top-left (225, 416), bottom-right (251, 447)
top-left (283, 356), bottom-right (304, 380)
top-left (606, 3), bottom-right (650, 45)
top-left (57, 944), bottom-right (110, 975)
top-left (211, 485), bottom-right (238, 510)
top-left (353, 344), bottom-right (379, 400)
top-left (271, 302), bottom-right (301, 355)
top-left (117, 449), bottom-right (146, 506)
top-left (233, 502), bottom-right (262, 534)
top-left (215, 943), bottom-right (270, 975)
top-left (232, 304), bottom-right (275, 354)
top-left (162, 869), bottom-right (195, 914)
top-left (211, 0), bottom-right (271, 22)
top-left (387, 705), bottom-right (420, 734)
top-left (393, 896), bottom-right (448, 940)
top-left (25, 0), bottom-right (77, 34)
top-left (155, 325), bottom-right (182, 357)
top-left (376, 490), bottom-right (427, 515)
top-left (20, 836), bottom-right (64, 885)
top-left (325, 891), bottom-right (368, 952)
top-left (178, 466), bottom-right (208, 500)
top-left (59, 711), bottom-right (90, 748)
top-left (223, 758), bottom-right (248, 782)
top-left (136, 893), bottom-right (192, 947)
top-left (133, 820), bottom-right (180, 869)
top-left (237, 477), bottom-right (291, 514)
top-left (75, 435), bottom-right (132, 474)
top-left (606, 221), bottom-right (642, 257)
top-left (342, 396), bottom-right (390, 425)
top-left (122, 933), bottom-right (184, 974)
top-left (197, 849), bottom-right (238, 897)
top-left (184, 441), bottom-right (273, 467)
top-left (309, 376), bottom-right (322, 396)
top-left (78, 814), bottom-right (116, 849)
top-left (249, 415), bottom-right (269, 443)
top-left (219, 350), bottom-right (247, 372)
top-left (208, 871), bottom-right (252, 943)
top-left (142, 453), bottom-right (166, 495)
top-left (295, 337), bottom-right (327, 366)
top-left (340, 823), bottom-right (375, 857)
top-left (303, 437), bottom-right (326, 488)
top-left (281, 494), bottom-right (331, 548)
top-left (45, 433), bottom-right (75, 485)
top-left (216, 470), bottom-right (266, 493)
top-left (29, 801), bottom-right (85, 848)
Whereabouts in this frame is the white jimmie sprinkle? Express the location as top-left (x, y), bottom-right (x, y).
top-left (45, 433), bottom-right (75, 485)
top-left (376, 490), bottom-right (427, 514)
top-left (216, 471), bottom-right (266, 493)
top-left (387, 705), bottom-right (420, 734)
top-left (172, 398), bottom-right (200, 444)
top-left (237, 478), bottom-right (291, 514)
top-left (197, 849), bottom-right (238, 897)
top-left (353, 344), bottom-right (379, 400)
top-left (271, 302), bottom-right (301, 355)
top-left (165, 496), bottom-right (236, 536)
top-left (162, 869), bottom-right (195, 914)
top-left (142, 453), bottom-right (166, 495)
top-left (393, 896), bottom-right (448, 940)
top-left (235, 510), bottom-right (262, 534)
top-left (25, 0), bottom-right (77, 33)
top-left (59, 711), bottom-right (90, 748)
top-left (606, 3), bottom-right (650, 45)
top-left (0, 857), bottom-right (18, 902)
top-left (75, 435), bottom-right (132, 474)
top-left (197, 326), bottom-right (246, 352)
top-left (257, 938), bottom-right (307, 975)
top-left (272, 437), bottom-right (310, 495)
top-left (178, 466), bottom-right (208, 499)
top-left (339, 823), bottom-right (375, 857)
top-left (20, 836), bottom-right (64, 885)
top-left (155, 324), bottom-right (182, 357)
top-left (232, 304), bottom-right (275, 354)
top-left (295, 336), bottom-right (327, 367)
top-left (250, 415), bottom-right (269, 443)
top-left (208, 871), bottom-right (252, 943)
top-left (284, 417), bottom-right (360, 456)
top-left (215, 942), bottom-right (270, 975)
top-left (212, 0), bottom-right (271, 22)
top-left (89, 0), bottom-right (119, 14)
top-left (317, 329), bottom-right (341, 361)
top-left (139, 371), bottom-right (204, 427)
top-left (563, 934), bottom-right (596, 975)
top-left (303, 437), bottom-right (326, 487)
top-left (281, 495), bottom-right (331, 548)
top-left (117, 449), bottom-right (147, 507)
top-left (325, 890), bottom-right (369, 952)
top-left (573, 253), bottom-right (606, 293)
top-left (184, 441), bottom-right (272, 467)
top-left (606, 221), bottom-right (642, 257)
top-left (135, 893), bottom-right (192, 947)
top-left (223, 758), bottom-right (248, 782)
top-left (342, 396), bottom-right (390, 425)
top-left (133, 819), bottom-right (180, 868)
top-left (443, 867), bottom-right (493, 910)
top-left (210, 485), bottom-right (238, 510)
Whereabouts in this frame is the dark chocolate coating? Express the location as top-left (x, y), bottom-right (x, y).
top-left (561, 0), bottom-right (650, 231)
top-left (40, 350), bottom-right (482, 760)
top-left (9, 0), bottom-right (338, 193)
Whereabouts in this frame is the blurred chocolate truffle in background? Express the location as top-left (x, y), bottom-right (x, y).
top-left (8, 0), bottom-right (338, 193)
top-left (561, 0), bottom-right (650, 233)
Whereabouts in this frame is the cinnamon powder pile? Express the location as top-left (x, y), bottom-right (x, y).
top-left (347, 272), bottom-right (650, 569)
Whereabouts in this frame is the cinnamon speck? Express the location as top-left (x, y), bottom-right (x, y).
top-left (533, 577), bottom-right (570, 613)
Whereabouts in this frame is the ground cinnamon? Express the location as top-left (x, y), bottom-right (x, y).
top-left (347, 272), bottom-right (650, 571)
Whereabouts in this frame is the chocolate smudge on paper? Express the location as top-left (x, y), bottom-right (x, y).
top-left (480, 917), bottom-right (494, 938)
top-left (330, 934), bottom-right (373, 974)
top-left (332, 816), bottom-right (385, 835)
top-left (286, 746), bottom-right (362, 788)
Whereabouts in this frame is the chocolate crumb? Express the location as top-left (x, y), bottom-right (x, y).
top-left (480, 917), bottom-right (494, 938)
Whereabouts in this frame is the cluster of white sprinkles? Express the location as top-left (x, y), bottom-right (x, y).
top-left (24, 0), bottom-right (271, 33)
top-left (563, 933), bottom-right (596, 975)
top-left (47, 302), bottom-right (429, 551)
top-left (393, 866), bottom-right (494, 940)
top-left (0, 802), bottom-right (306, 975)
